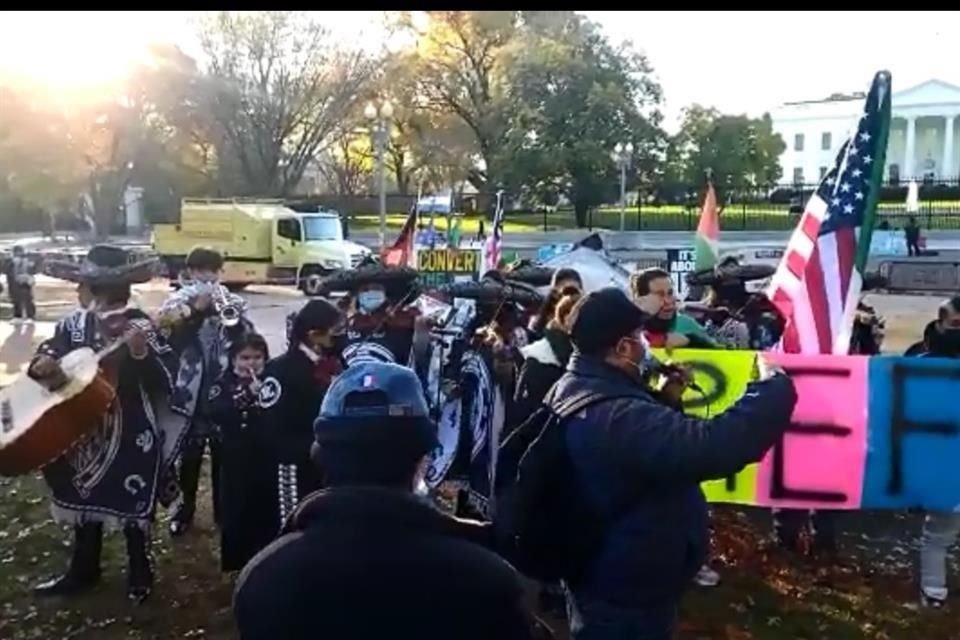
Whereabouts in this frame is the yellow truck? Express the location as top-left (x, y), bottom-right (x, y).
top-left (152, 198), bottom-right (371, 294)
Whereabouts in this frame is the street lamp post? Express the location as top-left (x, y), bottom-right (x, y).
top-left (365, 99), bottom-right (394, 252)
top-left (611, 141), bottom-right (634, 231)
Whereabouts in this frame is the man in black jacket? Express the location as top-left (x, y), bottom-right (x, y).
top-left (234, 361), bottom-right (537, 640)
top-left (554, 288), bottom-right (797, 640)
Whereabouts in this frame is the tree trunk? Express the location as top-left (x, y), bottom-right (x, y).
top-left (574, 200), bottom-right (589, 228)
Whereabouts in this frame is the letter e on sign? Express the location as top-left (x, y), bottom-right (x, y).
top-left (755, 353), bottom-right (869, 510)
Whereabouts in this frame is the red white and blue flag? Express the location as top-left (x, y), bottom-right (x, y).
top-left (766, 71), bottom-right (891, 355)
top-left (382, 204), bottom-right (418, 268)
top-left (483, 190), bottom-right (505, 273)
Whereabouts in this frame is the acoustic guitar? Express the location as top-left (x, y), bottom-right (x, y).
top-left (0, 312), bottom-right (177, 477)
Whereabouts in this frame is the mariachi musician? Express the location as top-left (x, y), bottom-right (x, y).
top-left (158, 246), bottom-right (252, 537)
top-left (684, 257), bottom-right (782, 350)
top-left (320, 257), bottom-right (431, 371)
top-left (259, 299), bottom-right (345, 523)
top-left (436, 273), bottom-right (544, 520)
top-left (28, 245), bottom-right (193, 603)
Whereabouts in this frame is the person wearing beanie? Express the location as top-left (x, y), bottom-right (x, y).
top-left (549, 287), bottom-right (797, 640)
top-left (233, 362), bottom-right (539, 640)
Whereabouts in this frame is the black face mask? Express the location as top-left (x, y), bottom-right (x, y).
top-left (928, 327), bottom-right (960, 356)
top-left (644, 314), bottom-right (675, 334)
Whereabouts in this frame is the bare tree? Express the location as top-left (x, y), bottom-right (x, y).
top-left (197, 11), bottom-right (380, 196)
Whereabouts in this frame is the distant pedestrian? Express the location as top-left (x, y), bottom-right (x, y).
top-left (10, 245), bottom-right (36, 321)
top-left (905, 216), bottom-right (921, 256)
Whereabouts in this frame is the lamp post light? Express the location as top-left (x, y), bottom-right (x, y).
top-left (611, 141), bottom-right (634, 231)
top-left (365, 99), bottom-right (394, 251)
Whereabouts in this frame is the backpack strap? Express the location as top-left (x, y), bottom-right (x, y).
top-left (552, 390), bottom-right (633, 421)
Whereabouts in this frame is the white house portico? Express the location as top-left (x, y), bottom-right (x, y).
top-left (771, 79), bottom-right (960, 185)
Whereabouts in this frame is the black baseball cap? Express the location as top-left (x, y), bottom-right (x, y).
top-left (570, 287), bottom-right (650, 355)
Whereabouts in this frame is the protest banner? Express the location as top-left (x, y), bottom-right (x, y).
top-left (650, 349), bottom-right (960, 511)
top-left (756, 353), bottom-right (869, 510)
top-left (651, 348), bottom-right (759, 504)
top-left (666, 248), bottom-right (696, 298)
top-left (416, 248), bottom-right (481, 289)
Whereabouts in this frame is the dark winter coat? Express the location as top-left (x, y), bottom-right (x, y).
top-left (233, 486), bottom-right (537, 640)
top-left (548, 354), bottom-right (796, 609)
top-left (512, 328), bottom-right (574, 430)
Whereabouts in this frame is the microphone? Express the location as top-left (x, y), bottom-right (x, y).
top-left (646, 360), bottom-right (704, 394)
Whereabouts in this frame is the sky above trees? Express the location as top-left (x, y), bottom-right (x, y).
top-left (1, 11), bottom-right (955, 132)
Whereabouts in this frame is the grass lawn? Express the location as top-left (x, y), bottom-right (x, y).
top-left (2, 472), bottom-right (958, 639)
top-left (349, 201), bottom-right (960, 235)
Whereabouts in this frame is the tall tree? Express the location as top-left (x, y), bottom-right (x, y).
top-left (197, 11), bottom-right (379, 196)
top-left (501, 13), bottom-right (666, 226)
top-left (394, 11), bottom-right (518, 199)
top-left (667, 105), bottom-right (786, 193)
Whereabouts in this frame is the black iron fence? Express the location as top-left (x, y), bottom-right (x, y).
top-left (510, 179), bottom-right (960, 232)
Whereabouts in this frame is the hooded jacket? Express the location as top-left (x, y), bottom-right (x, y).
top-left (233, 487), bottom-right (536, 640)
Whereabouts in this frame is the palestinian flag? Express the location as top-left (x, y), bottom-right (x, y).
top-left (694, 182), bottom-right (720, 272)
top-left (382, 206), bottom-right (418, 268)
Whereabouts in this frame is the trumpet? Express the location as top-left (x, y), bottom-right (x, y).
top-left (211, 284), bottom-right (243, 327)
top-left (160, 278), bottom-right (247, 328)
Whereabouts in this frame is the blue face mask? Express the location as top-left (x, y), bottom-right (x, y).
top-left (357, 290), bottom-right (386, 314)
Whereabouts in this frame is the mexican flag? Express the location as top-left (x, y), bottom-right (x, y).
top-left (694, 182), bottom-right (719, 272)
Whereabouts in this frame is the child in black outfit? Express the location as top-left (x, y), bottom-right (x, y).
top-left (206, 333), bottom-right (277, 572)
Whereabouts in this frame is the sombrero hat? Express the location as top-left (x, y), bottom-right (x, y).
top-left (42, 244), bottom-right (158, 285)
top-left (685, 263), bottom-right (776, 287)
top-left (503, 259), bottom-right (555, 287)
top-left (318, 257), bottom-right (420, 295)
top-left (438, 275), bottom-right (544, 307)
top-left (862, 271), bottom-right (887, 291)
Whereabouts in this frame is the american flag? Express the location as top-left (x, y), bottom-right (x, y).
top-left (483, 190), bottom-right (505, 273)
top-left (766, 71), bottom-right (891, 355)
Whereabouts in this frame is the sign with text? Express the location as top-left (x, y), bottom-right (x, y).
top-left (416, 248), bottom-right (481, 289)
top-left (651, 349), bottom-right (960, 511)
top-left (666, 248), bottom-right (696, 298)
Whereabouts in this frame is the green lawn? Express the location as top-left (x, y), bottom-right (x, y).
top-left (2, 473), bottom-right (957, 639)
top-left (350, 202), bottom-right (960, 234)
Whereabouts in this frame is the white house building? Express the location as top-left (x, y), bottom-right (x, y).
top-left (770, 79), bottom-right (960, 185)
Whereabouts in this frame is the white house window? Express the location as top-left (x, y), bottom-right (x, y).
top-left (889, 164), bottom-right (900, 185)
top-left (793, 167), bottom-right (805, 184)
top-left (794, 134), bottom-right (805, 152)
top-left (821, 132), bottom-right (832, 150)
top-left (819, 166), bottom-right (828, 180)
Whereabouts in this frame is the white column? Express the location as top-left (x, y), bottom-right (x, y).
top-left (942, 115), bottom-right (956, 180)
top-left (904, 116), bottom-right (917, 180)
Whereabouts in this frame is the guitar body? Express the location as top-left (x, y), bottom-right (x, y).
top-left (0, 348), bottom-right (118, 477)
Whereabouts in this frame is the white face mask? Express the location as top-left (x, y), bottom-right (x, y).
top-left (357, 290), bottom-right (386, 314)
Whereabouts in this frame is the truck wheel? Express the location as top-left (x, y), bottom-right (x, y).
top-left (301, 270), bottom-right (326, 297)
top-left (225, 283), bottom-right (249, 293)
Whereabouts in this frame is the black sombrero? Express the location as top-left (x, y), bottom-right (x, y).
top-left (862, 271), bottom-right (887, 291)
top-left (43, 244), bottom-right (158, 285)
top-left (438, 277), bottom-right (544, 307)
top-left (503, 259), bottom-right (555, 287)
top-left (318, 257), bottom-right (420, 295)
top-left (685, 263), bottom-right (776, 287)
